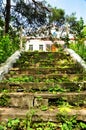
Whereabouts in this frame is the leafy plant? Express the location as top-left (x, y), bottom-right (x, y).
top-left (69, 42), bottom-right (86, 61)
top-left (0, 35), bottom-right (19, 64)
top-left (49, 85), bottom-right (65, 93)
top-left (37, 96), bottom-right (43, 101)
top-left (7, 118), bottom-right (20, 130)
top-left (5, 75), bottom-right (35, 83)
top-left (0, 93), bottom-right (10, 106)
top-left (1, 116), bottom-right (86, 130)
top-left (0, 36), bottom-right (12, 63)
top-left (33, 122), bottom-right (57, 130)
top-left (57, 113), bottom-right (77, 130)
top-left (0, 125), bottom-right (5, 130)
top-left (40, 105), bottom-right (48, 111)
top-left (79, 122), bottom-right (86, 129)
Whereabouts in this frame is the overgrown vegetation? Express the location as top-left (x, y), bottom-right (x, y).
top-left (0, 114), bottom-right (86, 130)
top-left (0, 93), bottom-right (10, 106)
top-left (69, 41), bottom-right (86, 62)
top-left (57, 113), bottom-right (86, 130)
top-left (0, 35), bottom-right (19, 64)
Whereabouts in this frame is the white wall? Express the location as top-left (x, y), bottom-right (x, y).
top-left (25, 40), bottom-right (47, 51)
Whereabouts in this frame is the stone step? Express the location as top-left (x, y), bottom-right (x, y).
top-left (1, 107), bottom-right (86, 122)
top-left (0, 92), bottom-right (86, 109)
top-left (4, 73), bottom-right (86, 83)
top-left (8, 67), bottom-right (83, 74)
top-left (12, 52), bottom-right (83, 72)
top-left (12, 63), bottom-right (82, 71)
top-left (12, 63), bottom-right (77, 69)
top-left (0, 82), bottom-right (86, 92)
top-left (14, 60), bottom-right (77, 67)
top-left (17, 51), bottom-right (68, 61)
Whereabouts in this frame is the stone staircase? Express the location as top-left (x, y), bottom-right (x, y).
top-left (0, 50), bottom-right (86, 124)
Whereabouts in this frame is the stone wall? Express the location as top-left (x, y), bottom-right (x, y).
top-left (0, 51), bottom-right (21, 80)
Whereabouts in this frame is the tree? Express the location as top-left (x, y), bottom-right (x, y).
top-left (75, 17), bottom-right (84, 39)
top-left (65, 13), bottom-right (85, 39)
top-left (65, 13), bottom-right (77, 31)
top-left (82, 26), bottom-right (86, 37)
top-left (0, 0), bottom-right (3, 12)
top-left (5, 0), bottom-right (11, 34)
top-left (0, 0), bottom-right (50, 34)
top-left (11, 0), bottom-right (50, 34)
top-left (49, 7), bottom-right (65, 26)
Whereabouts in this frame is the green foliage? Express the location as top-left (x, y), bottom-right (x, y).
top-left (0, 115), bottom-right (86, 129)
top-left (33, 122), bottom-right (57, 130)
top-left (82, 26), bottom-right (86, 37)
top-left (5, 75), bottom-right (35, 83)
top-left (58, 102), bottom-right (72, 113)
top-left (9, 29), bottom-right (20, 51)
top-left (79, 122), bottom-right (86, 129)
top-left (0, 35), bottom-right (12, 63)
top-left (40, 105), bottom-right (48, 111)
top-left (75, 17), bottom-right (84, 39)
top-left (65, 13), bottom-right (77, 27)
top-left (0, 93), bottom-right (10, 106)
top-left (49, 7), bottom-right (65, 25)
top-left (0, 35), bottom-right (19, 64)
top-left (0, 17), bottom-right (4, 36)
top-left (12, 0), bottom-right (50, 32)
top-left (57, 109), bottom-right (86, 130)
top-left (57, 113), bottom-right (77, 130)
top-left (65, 15), bottom-right (84, 39)
top-left (69, 42), bottom-right (86, 61)
top-left (49, 85), bottom-right (65, 93)
top-left (0, 125), bottom-right (5, 130)
top-left (7, 118), bottom-right (20, 130)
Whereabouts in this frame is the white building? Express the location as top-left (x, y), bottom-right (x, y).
top-left (25, 39), bottom-right (53, 52)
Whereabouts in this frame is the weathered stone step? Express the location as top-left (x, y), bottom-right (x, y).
top-left (17, 51), bottom-right (69, 61)
top-left (0, 92), bottom-right (86, 109)
top-left (14, 60), bottom-right (77, 67)
top-left (13, 53), bottom-right (71, 68)
top-left (12, 52), bottom-right (80, 66)
top-left (34, 92), bottom-right (86, 107)
top-left (8, 66), bottom-right (84, 74)
top-left (0, 82), bottom-right (86, 92)
top-left (24, 62), bottom-right (75, 68)
top-left (1, 107), bottom-right (86, 122)
top-left (4, 73), bottom-right (86, 83)
top-left (14, 58), bottom-right (73, 64)
top-left (12, 63), bottom-right (82, 71)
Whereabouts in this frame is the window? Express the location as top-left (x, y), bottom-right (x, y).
top-left (39, 45), bottom-right (43, 51)
top-left (46, 44), bottom-right (51, 51)
top-left (29, 45), bottom-right (33, 51)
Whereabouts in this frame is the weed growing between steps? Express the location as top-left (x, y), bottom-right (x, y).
top-left (0, 111), bottom-right (86, 130)
top-left (48, 85), bottom-right (65, 93)
top-left (57, 114), bottom-right (83, 130)
top-left (0, 119), bottom-right (57, 130)
top-left (3, 74), bottom-right (85, 84)
top-left (0, 81), bottom-right (85, 93)
top-left (56, 101), bottom-right (86, 129)
top-left (0, 93), bottom-right (10, 107)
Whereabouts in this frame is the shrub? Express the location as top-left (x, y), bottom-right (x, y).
top-left (0, 35), bottom-right (19, 64)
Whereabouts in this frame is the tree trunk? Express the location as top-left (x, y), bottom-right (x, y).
top-left (5, 0), bottom-right (11, 34)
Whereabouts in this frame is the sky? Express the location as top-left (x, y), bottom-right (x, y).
top-left (45, 0), bottom-right (86, 24)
